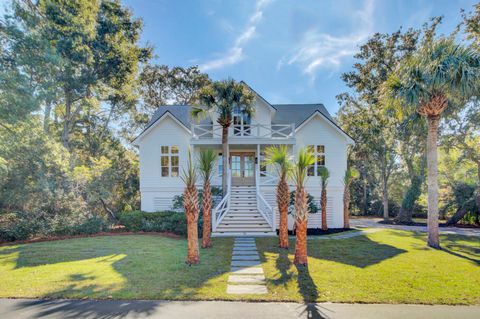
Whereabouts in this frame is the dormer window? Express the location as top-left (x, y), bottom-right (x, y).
top-left (232, 105), bottom-right (251, 136)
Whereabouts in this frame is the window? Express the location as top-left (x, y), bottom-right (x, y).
top-left (161, 145), bottom-right (179, 177)
top-left (307, 145), bottom-right (325, 176)
top-left (232, 105), bottom-right (251, 136)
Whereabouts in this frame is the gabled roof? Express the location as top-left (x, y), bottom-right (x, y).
top-left (133, 90), bottom-right (354, 145)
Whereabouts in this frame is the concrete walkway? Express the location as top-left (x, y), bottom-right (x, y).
top-left (227, 237), bottom-right (267, 294)
top-left (0, 299), bottom-right (478, 319)
top-left (351, 218), bottom-right (480, 237)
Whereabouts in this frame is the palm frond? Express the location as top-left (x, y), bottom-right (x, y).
top-left (291, 148), bottom-right (315, 187)
top-left (318, 166), bottom-right (330, 187)
top-left (181, 148), bottom-right (197, 187)
top-left (264, 145), bottom-right (292, 178)
top-left (197, 148), bottom-right (217, 182)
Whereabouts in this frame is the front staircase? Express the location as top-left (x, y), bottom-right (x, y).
top-left (212, 186), bottom-right (276, 237)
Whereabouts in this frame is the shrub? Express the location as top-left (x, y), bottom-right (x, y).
top-left (289, 191), bottom-right (319, 214)
top-left (0, 211), bottom-right (109, 242)
top-left (0, 212), bottom-right (45, 241)
top-left (119, 210), bottom-right (201, 237)
top-left (118, 210), bottom-right (143, 232)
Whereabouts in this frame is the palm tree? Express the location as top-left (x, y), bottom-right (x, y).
top-left (343, 167), bottom-right (359, 228)
top-left (265, 145), bottom-right (292, 249)
top-left (291, 148), bottom-right (315, 266)
top-left (198, 149), bottom-right (217, 248)
top-left (386, 37), bottom-right (480, 248)
top-left (181, 149), bottom-right (200, 264)
top-left (192, 79), bottom-right (255, 195)
top-left (318, 166), bottom-right (329, 231)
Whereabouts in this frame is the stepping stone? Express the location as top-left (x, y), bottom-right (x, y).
top-left (228, 274), bottom-right (265, 283)
top-left (235, 239), bottom-right (255, 243)
top-left (232, 250), bottom-right (260, 255)
top-left (232, 260), bottom-right (261, 267)
top-left (231, 267), bottom-right (264, 274)
top-left (233, 246), bottom-right (257, 251)
top-left (234, 244), bottom-right (256, 248)
top-left (227, 284), bottom-right (267, 294)
top-left (232, 255), bottom-right (260, 261)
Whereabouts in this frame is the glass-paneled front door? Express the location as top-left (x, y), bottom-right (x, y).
top-left (230, 152), bottom-right (255, 186)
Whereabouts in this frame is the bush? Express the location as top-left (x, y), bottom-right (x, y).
top-left (0, 211), bottom-right (109, 242)
top-left (119, 210), bottom-right (200, 237)
top-left (118, 210), bottom-right (143, 232)
top-left (289, 191), bottom-right (319, 214)
top-left (0, 212), bottom-right (45, 241)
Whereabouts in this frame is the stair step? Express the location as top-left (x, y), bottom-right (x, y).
top-left (212, 232), bottom-right (276, 237)
top-left (215, 228), bottom-right (273, 232)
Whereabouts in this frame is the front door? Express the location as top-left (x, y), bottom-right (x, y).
top-left (231, 152), bottom-right (255, 186)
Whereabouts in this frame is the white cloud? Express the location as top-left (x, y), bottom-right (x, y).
top-left (279, 0), bottom-right (375, 80)
top-left (199, 0), bottom-right (273, 71)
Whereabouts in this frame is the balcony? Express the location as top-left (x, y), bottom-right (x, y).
top-left (190, 123), bottom-right (296, 144)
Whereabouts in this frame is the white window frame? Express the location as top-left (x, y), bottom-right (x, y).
top-left (160, 145), bottom-right (179, 177)
top-left (307, 145), bottom-right (325, 177)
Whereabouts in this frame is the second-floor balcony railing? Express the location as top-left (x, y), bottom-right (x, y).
top-left (191, 123), bottom-right (295, 140)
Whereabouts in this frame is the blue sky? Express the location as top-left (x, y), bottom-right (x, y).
top-left (1, 0), bottom-right (477, 116)
top-left (122, 0), bottom-right (477, 115)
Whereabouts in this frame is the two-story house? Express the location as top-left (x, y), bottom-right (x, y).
top-left (133, 84), bottom-right (354, 237)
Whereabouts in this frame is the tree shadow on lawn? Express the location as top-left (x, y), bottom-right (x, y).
top-left (0, 235), bottom-right (234, 318)
top-left (388, 231), bottom-right (480, 265)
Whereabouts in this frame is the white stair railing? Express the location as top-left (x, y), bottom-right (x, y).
top-left (255, 164), bottom-right (275, 231)
top-left (212, 168), bottom-right (231, 231)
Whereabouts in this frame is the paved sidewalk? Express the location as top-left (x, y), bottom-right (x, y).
top-left (0, 299), bottom-right (478, 319)
top-left (351, 218), bottom-right (480, 237)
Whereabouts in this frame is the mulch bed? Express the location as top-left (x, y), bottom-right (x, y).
top-left (0, 230), bottom-right (182, 247)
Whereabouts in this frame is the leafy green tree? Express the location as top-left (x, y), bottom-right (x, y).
top-left (192, 79), bottom-right (255, 194)
top-left (386, 37), bottom-right (480, 248)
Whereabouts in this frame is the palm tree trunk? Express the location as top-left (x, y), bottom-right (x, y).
top-left (294, 186), bottom-right (309, 266)
top-left (221, 126), bottom-right (229, 196)
top-left (278, 178), bottom-right (289, 249)
top-left (184, 186), bottom-right (200, 264)
top-left (343, 185), bottom-right (350, 228)
top-left (202, 180), bottom-right (212, 248)
top-left (321, 188), bottom-right (327, 230)
top-left (426, 115), bottom-right (440, 249)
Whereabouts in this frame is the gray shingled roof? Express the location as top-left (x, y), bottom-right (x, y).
top-left (136, 103), bottom-right (348, 141)
top-left (271, 103), bottom-right (335, 126)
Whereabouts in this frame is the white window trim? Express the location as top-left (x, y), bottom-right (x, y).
top-left (160, 145), bottom-right (179, 177)
top-left (308, 145), bottom-right (325, 177)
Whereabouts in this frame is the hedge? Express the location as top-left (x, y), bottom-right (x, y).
top-left (118, 210), bottom-right (203, 237)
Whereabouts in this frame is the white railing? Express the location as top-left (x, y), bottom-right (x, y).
top-left (191, 123), bottom-right (295, 140)
top-left (212, 168), bottom-right (231, 231)
top-left (255, 164), bottom-right (275, 231)
top-left (259, 171), bottom-right (278, 186)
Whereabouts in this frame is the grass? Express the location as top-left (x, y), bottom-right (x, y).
top-left (0, 235), bottom-right (233, 300)
top-left (0, 230), bottom-right (478, 304)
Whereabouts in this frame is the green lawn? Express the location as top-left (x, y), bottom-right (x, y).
top-left (0, 230), bottom-right (478, 304)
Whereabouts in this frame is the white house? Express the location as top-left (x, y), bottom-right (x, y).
top-left (133, 83), bottom-right (354, 237)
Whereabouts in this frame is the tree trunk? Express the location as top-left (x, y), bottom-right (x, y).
top-left (43, 101), bottom-right (52, 134)
top-left (382, 169), bottom-right (389, 220)
top-left (62, 91), bottom-right (71, 149)
top-left (426, 115), bottom-right (440, 249)
top-left (221, 126), bottom-right (229, 196)
top-left (202, 180), bottom-right (212, 248)
top-left (184, 186), bottom-right (200, 264)
top-left (321, 187), bottom-right (327, 230)
top-left (363, 174), bottom-right (368, 215)
top-left (343, 185), bottom-right (350, 228)
top-left (294, 186), bottom-right (309, 266)
top-left (445, 207), bottom-right (468, 226)
top-left (277, 177), bottom-right (289, 249)
top-left (476, 163), bottom-right (480, 223)
top-left (294, 219), bottom-right (308, 266)
top-left (99, 198), bottom-right (117, 223)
